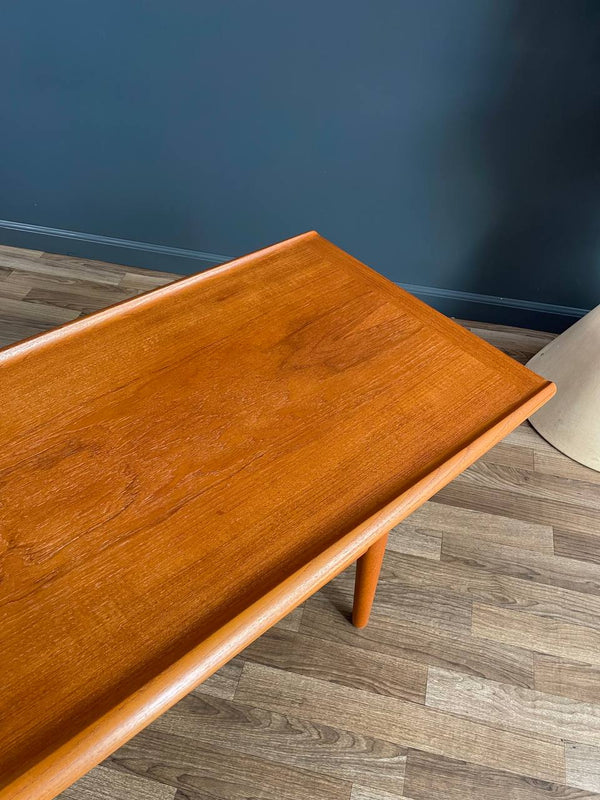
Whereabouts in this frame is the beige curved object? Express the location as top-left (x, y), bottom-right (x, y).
top-left (527, 304), bottom-right (600, 472)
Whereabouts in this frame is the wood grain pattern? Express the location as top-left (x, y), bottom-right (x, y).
top-left (387, 522), bottom-right (442, 560)
top-left (108, 726), bottom-right (352, 800)
top-left (353, 534), bottom-right (389, 628)
top-left (118, 272), bottom-right (174, 292)
top-left (316, 560), bottom-right (474, 636)
top-left (58, 764), bottom-right (175, 800)
top-left (455, 461), bottom-right (600, 512)
top-left (382, 549), bottom-right (600, 632)
top-left (235, 662), bottom-right (565, 782)
top-left (534, 655), bottom-right (600, 704)
top-left (472, 604), bottom-right (600, 665)
top-left (404, 499), bottom-right (554, 552)
top-left (442, 533), bottom-right (600, 596)
top-left (301, 590), bottom-right (536, 688)
top-left (189, 659), bottom-right (243, 701)
top-left (566, 743), bottom-right (600, 794)
top-left (504, 419), bottom-right (555, 448)
top-left (434, 467), bottom-right (599, 535)
top-left (0, 294), bottom-right (80, 345)
top-left (8, 243), bottom-right (600, 800)
top-left (0, 274), bottom-right (32, 300)
top-left (149, 691), bottom-right (407, 795)
top-left (0, 294), bottom-right (80, 324)
top-left (0, 244), bottom-right (43, 258)
top-left (479, 440), bottom-right (535, 470)
top-left (555, 529), bottom-right (600, 566)
top-left (0, 250), bottom-right (124, 285)
top-left (0, 233), bottom-right (553, 798)
top-left (239, 626), bottom-right (428, 702)
top-left (273, 604), bottom-right (305, 632)
top-left (350, 785), bottom-right (406, 800)
top-left (427, 666), bottom-right (600, 747)
top-left (535, 451), bottom-right (600, 485)
top-left (24, 275), bottom-right (136, 313)
top-left (403, 749), bottom-right (595, 800)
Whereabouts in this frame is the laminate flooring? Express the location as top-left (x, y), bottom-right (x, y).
top-left (1, 244), bottom-right (598, 799)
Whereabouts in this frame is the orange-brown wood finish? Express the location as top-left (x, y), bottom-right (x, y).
top-left (352, 533), bottom-right (389, 628)
top-left (0, 232), bottom-right (555, 800)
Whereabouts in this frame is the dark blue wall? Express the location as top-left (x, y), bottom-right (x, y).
top-left (1, 1), bottom-right (599, 330)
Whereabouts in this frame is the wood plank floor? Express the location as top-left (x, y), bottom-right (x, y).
top-left (1, 244), bottom-right (599, 800)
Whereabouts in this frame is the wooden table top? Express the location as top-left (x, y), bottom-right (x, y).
top-left (0, 232), bottom-right (554, 799)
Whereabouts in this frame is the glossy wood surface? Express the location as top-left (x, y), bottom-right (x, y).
top-left (0, 232), bottom-right (554, 799)
top-left (352, 535), bottom-right (389, 628)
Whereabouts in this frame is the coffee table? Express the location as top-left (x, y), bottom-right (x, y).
top-left (0, 232), bottom-right (554, 799)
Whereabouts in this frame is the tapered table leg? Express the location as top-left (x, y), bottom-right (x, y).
top-left (352, 533), bottom-right (389, 628)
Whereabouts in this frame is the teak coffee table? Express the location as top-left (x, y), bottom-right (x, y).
top-left (0, 232), bottom-right (554, 799)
